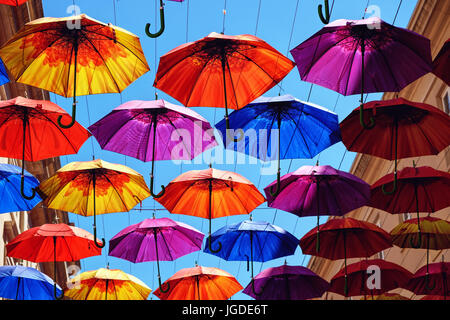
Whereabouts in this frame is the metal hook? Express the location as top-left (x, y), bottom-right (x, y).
top-left (93, 225), bottom-right (106, 249)
top-left (251, 278), bottom-right (263, 296)
top-left (57, 102), bottom-right (77, 129)
top-left (20, 174), bottom-right (36, 200)
top-left (318, 0), bottom-right (331, 24)
top-left (150, 174), bottom-right (166, 198)
top-left (425, 273), bottom-right (436, 291)
top-left (145, 0), bottom-right (165, 38)
top-left (381, 172), bottom-right (398, 195)
top-left (158, 276), bottom-right (170, 293)
top-left (208, 236), bottom-right (222, 253)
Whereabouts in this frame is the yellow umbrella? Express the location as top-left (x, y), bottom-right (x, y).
top-left (65, 267), bottom-right (151, 300)
top-left (38, 159), bottom-right (151, 248)
top-left (0, 14), bottom-right (149, 128)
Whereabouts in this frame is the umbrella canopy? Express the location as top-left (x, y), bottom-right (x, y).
top-left (0, 265), bottom-right (62, 300)
top-left (290, 17), bottom-right (432, 96)
top-left (0, 0), bottom-right (29, 5)
top-left (432, 38), bottom-right (449, 85)
top-left (6, 223), bottom-right (102, 299)
top-left (88, 99), bottom-right (217, 198)
top-left (406, 262), bottom-right (449, 299)
top-left (0, 14), bottom-right (149, 128)
top-left (0, 163), bottom-right (41, 214)
top-left (329, 259), bottom-right (413, 297)
top-left (153, 265), bottom-right (243, 300)
top-left (0, 96), bottom-right (91, 199)
top-left (242, 263), bottom-right (329, 300)
top-left (109, 217), bottom-right (204, 293)
top-left (38, 159), bottom-right (151, 248)
top-left (0, 58), bottom-right (9, 86)
top-left (65, 267), bottom-right (151, 300)
top-left (155, 167), bottom-right (265, 253)
top-left (340, 98), bottom-right (450, 194)
top-left (154, 32), bottom-right (295, 135)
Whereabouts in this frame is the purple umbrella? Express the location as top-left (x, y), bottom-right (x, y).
top-left (290, 17), bottom-right (432, 129)
top-left (264, 165), bottom-right (370, 252)
top-left (88, 99), bottom-right (217, 198)
top-left (108, 217), bottom-right (204, 293)
top-left (242, 263), bottom-right (329, 300)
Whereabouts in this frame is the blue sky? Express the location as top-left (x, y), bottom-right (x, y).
top-left (41, 0), bottom-right (418, 300)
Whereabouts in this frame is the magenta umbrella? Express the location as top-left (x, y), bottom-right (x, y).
top-left (242, 263), bottom-right (329, 300)
top-left (290, 17), bottom-right (432, 129)
top-left (88, 99), bottom-right (217, 198)
top-left (406, 261), bottom-right (449, 299)
top-left (264, 165), bottom-right (370, 252)
top-left (108, 217), bottom-right (204, 293)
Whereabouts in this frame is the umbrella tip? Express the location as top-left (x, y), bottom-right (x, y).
top-left (106, 262), bottom-right (110, 269)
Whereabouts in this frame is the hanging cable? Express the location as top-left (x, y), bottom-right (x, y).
top-left (254, 0), bottom-right (262, 36)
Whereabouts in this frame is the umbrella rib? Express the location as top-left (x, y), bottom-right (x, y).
top-left (98, 171), bottom-right (133, 212)
top-left (158, 230), bottom-right (175, 261)
top-left (65, 39), bottom-right (75, 98)
top-left (162, 115), bottom-right (193, 160)
top-left (420, 183), bottom-right (435, 213)
top-left (233, 50), bottom-right (281, 87)
top-left (404, 112), bottom-right (438, 155)
top-left (284, 112), bottom-right (313, 158)
top-left (184, 56), bottom-right (216, 107)
top-left (225, 57), bottom-right (240, 108)
top-left (261, 114), bottom-right (277, 161)
top-left (167, 180), bottom-right (199, 213)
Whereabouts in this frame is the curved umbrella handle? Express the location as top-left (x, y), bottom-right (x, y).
top-left (93, 226), bottom-right (106, 249)
top-left (425, 273), bottom-right (436, 291)
top-left (409, 229), bottom-right (422, 249)
top-left (251, 278), bottom-right (263, 296)
top-left (208, 237), bottom-right (222, 253)
top-left (20, 174), bottom-right (36, 200)
top-left (150, 174), bottom-right (166, 198)
top-left (359, 103), bottom-right (375, 130)
top-left (54, 283), bottom-right (64, 300)
top-left (381, 171), bottom-right (398, 195)
top-left (268, 169), bottom-right (281, 197)
top-left (158, 277), bottom-right (170, 293)
top-left (145, 0), bottom-right (165, 38)
top-left (318, 0), bottom-right (330, 24)
top-left (225, 116), bottom-right (244, 143)
top-left (57, 102), bottom-right (77, 129)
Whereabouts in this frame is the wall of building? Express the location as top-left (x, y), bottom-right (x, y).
top-left (307, 0), bottom-right (450, 300)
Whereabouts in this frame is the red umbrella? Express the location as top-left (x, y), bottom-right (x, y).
top-left (0, 96), bottom-right (91, 199)
top-left (432, 39), bottom-right (449, 86)
top-left (6, 223), bottom-right (102, 299)
top-left (299, 217), bottom-right (392, 296)
top-left (328, 259), bottom-right (413, 297)
top-left (406, 261), bottom-right (449, 300)
top-left (0, 0), bottom-right (28, 5)
top-left (340, 98), bottom-right (450, 194)
top-left (370, 166), bottom-right (450, 247)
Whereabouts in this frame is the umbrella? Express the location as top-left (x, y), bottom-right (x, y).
top-left (242, 263), bottom-right (330, 300)
top-left (109, 217), bottom-right (204, 293)
top-left (0, 163), bottom-right (41, 214)
top-left (360, 293), bottom-right (410, 300)
top-left (370, 165), bottom-right (450, 245)
top-left (432, 38), bottom-right (449, 85)
top-left (340, 98), bottom-right (450, 194)
top-left (154, 32), bottom-right (295, 139)
top-left (421, 295), bottom-right (447, 300)
top-left (203, 217), bottom-right (298, 295)
top-left (299, 217), bottom-right (392, 295)
top-left (0, 0), bottom-right (28, 5)
top-left (215, 95), bottom-right (341, 195)
top-left (406, 261), bottom-right (449, 300)
top-left (145, 0), bottom-right (184, 38)
top-left (0, 96), bottom-right (90, 199)
top-left (65, 266), bottom-right (151, 300)
top-left (155, 166), bottom-right (265, 253)
top-left (0, 265), bottom-right (63, 300)
top-left (38, 159), bottom-right (151, 248)
top-left (390, 216), bottom-right (450, 290)
top-left (290, 17), bottom-right (432, 129)
top-left (153, 264), bottom-right (243, 300)
top-left (6, 223), bottom-right (102, 299)
top-left (264, 164), bottom-right (370, 251)
top-left (0, 14), bottom-right (149, 128)
top-left (328, 259), bottom-right (413, 297)
top-left (88, 99), bottom-right (217, 198)
top-left (0, 58), bottom-right (9, 86)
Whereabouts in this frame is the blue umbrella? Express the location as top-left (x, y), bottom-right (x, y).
top-left (0, 265), bottom-right (62, 300)
top-left (0, 163), bottom-right (41, 214)
top-left (215, 94), bottom-right (341, 196)
top-left (0, 58), bottom-right (9, 86)
top-left (204, 217), bottom-right (298, 295)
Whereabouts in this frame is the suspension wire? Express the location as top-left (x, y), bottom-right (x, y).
top-left (254, 0), bottom-right (262, 36)
top-left (185, 0), bottom-right (190, 42)
top-left (222, 0), bottom-right (227, 34)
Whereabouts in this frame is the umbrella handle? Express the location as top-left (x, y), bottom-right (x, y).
top-left (150, 174), bottom-right (166, 198)
top-left (359, 103), bottom-right (375, 130)
top-left (268, 169), bottom-right (281, 197)
top-left (54, 283), bottom-right (64, 300)
top-left (225, 116), bottom-right (244, 143)
top-left (208, 236), bottom-right (222, 253)
top-left (251, 278), bottom-right (263, 296)
top-left (409, 226), bottom-right (422, 248)
top-left (318, 0), bottom-right (330, 24)
top-left (145, 0), bottom-right (165, 38)
top-left (425, 273), bottom-right (436, 291)
top-left (93, 226), bottom-right (106, 249)
top-left (381, 172), bottom-right (398, 195)
top-left (57, 102), bottom-right (77, 129)
top-left (20, 174), bottom-right (36, 200)
top-left (158, 277), bottom-right (170, 293)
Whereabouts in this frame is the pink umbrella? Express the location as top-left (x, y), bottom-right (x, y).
top-left (108, 217), bottom-right (204, 293)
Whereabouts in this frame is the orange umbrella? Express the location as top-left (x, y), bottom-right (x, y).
top-left (153, 264), bottom-right (242, 300)
top-left (153, 32), bottom-right (295, 139)
top-left (155, 166), bottom-right (265, 253)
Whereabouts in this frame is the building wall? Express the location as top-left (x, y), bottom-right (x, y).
top-left (307, 0), bottom-right (450, 300)
top-left (0, 0), bottom-right (78, 295)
